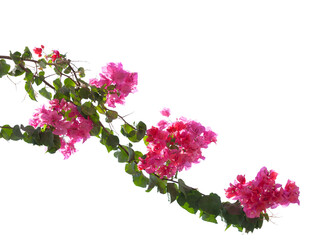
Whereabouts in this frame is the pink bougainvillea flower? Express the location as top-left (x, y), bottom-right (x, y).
top-left (33, 47), bottom-right (43, 57)
top-left (89, 62), bottom-right (138, 108)
top-left (29, 99), bottom-right (93, 159)
top-left (160, 108), bottom-right (171, 117)
top-left (138, 110), bottom-right (217, 178)
top-left (51, 50), bottom-right (61, 62)
top-left (225, 167), bottom-right (300, 218)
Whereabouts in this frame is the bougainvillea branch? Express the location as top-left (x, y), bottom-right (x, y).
top-left (0, 46), bottom-right (300, 233)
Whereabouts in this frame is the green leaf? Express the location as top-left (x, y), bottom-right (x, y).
top-left (40, 129), bottom-right (54, 147)
top-left (1, 125), bottom-right (13, 140)
top-left (57, 86), bottom-right (70, 100)
top-left (134, 151), bottom-right (143, 162)
top-left (46, 134), bottom-right (61, 153)
top-left (120, 122), bottom-right (146, 143)
top-left (127, 146), bottom-right (135, 162)
top-left (105, 110), bottom-right (118, 123)
top-left (177, 190), bottom-right (202, 214)
top-left (178, 179), bottom-right (194, 197)
top-left (53, 78), bottom-right (62, 90)
top-left (146, 174), bottom-right (167, 194)
top-left (106, 134), bottom-right (119, 149)
top-left (114, 147), bottom-right (128, 163)
top-left (89, 111), bottom-right (100, 124)
top-left (223, 201), bottom-right (242, 215)
top-left (38, 58), bottom-right (47, 68)
top-left (136, 121), bottom-right (146, 141)
top-left (121, 124), bottom-right (134, 137)
top-left (222, 207), bottom-right (243, 227)
top-left (64, 78), bottom-right (76, 88)
top-left (30, 127), bottom-right (42, 145)
top-left (90, 86), bottom-right (105, 103)
top-left (143, 135), bottom-right (149, 146)
top-left (0, 59), bottom-right (10, 78)
top-left (100, 130), bottom-right (119, 151)
top-left (20, 125), bottom-right (35, 135)
top-left (132, 172), bottom-right (149, 188)
top-left (11, 125), bottom-right (23, 141)
top-left (186, 190), bottom-right (202, 212)
top-left (81, 101), bottom-right (96, 116)
top-left (25, 79), bottom-right (37, 101)
top-left (34, 76), bottom-right (43, 86)
top-left (78, 87), bottom-right (91, 99)
top-left (78, 67), bottom-right (85, 78)
top-left (22, 47), bottom-right (32, 59)
top-left (177, 192), bottom-right (198, 214)
top-left (63, 66), bottom-right (72, 74)
top-left (167, 183), bottom-right (179, 203)
top-left (34, 71), bottom-right (45, 85)
top-left (10, 51), bottom-right (22, 64)
top-left (24, 70), bottom-right (34, 82)
top-left (263, 212), bottom-right (269, 222)
top-left (125, 162), bottom-right (140, 175)
top-left (90, 123), bottom-right (101, 137)
top-left (199, 193), bottom-right (222, 216)
top-left (39, 87), bottom-right (52, 100)
top-left (200, 211), bottom-right (218, 224)
top-left (22, 132), bottom-right (33, 144)
top-left (39, 71), bottom-right (45, 77)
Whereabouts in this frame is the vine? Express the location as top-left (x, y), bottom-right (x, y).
top-left (0, 46), bottom-right (300, 233)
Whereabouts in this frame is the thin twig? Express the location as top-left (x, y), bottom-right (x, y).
top-left (0, 55), bottom-right (56, 66)
top-left (68, 63), bottom-right (80, 86)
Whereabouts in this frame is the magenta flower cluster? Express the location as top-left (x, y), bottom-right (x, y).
top-left (89, 62), bottom-right (138, 108)
top-left (29, 99), bottom-right (93, 159)
top-left (225, 167), bottom-right (300, 218)
top-left (137, 109), bottom-right (218, 178)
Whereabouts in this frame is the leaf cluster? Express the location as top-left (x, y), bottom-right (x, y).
top-left (0, 124), bottom-right (60, 153)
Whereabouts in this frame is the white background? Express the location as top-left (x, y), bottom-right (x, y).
top-left (0, 0), bottom-right (321, 239)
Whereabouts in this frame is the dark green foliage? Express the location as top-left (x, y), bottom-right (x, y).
top-left (34, 71), bottom-right (45, 86)
top-left (38, 59), bottom-right (47, 68)
top-left (10, 51), bottom-right (22, 64)
top-left (53, 78), bottom-right (62, 90)
top-left (125, 162), bottom-right (139, 174)
top-left (81, 101), bottom-right (96, 116)
top-left (105, 110), bottom-right (118, 123)
top-left (25, 80), bottom-right (36, 101)
top-left (146, 174), bottom-right (167, 194)
top-left (178, 179), bottom-right (194, 197)
top-left (100, 129), bottom-right (119, 152)
top-left (0, 59), bottom-right (10, 78)
top-left (167, 183), bottom-right (179, 203)
top-left (199, 193), bottom-right (221, 216)
top-left (64, 78), bottom-right (76, 88)
top-left (114, 146), bottom-right (129, 163)
top-left (39, 87), bottom-right (52, 100)
top-left (200, 211), bottom-right (218, 223)
top-left (0, 125), bottom-right (13, 140)
top-left (78, 87), bottom-right (91, 99)
top-left (89, 123), bottom-right (101, 137)
top-left (0, 125), bottom-right (60, 153)
top-left (177, 191), bottom-right (201, 214)
top-left (121, 121), bottom-right (146, 143)
top-left (22, 47), bottom-right (32, 59)
top-left (132, 172), bottom-right (149, 188)
top-left (78, 67), bottom-right (85, 78)
top-left (11, 125), bottom-right (24, 141)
